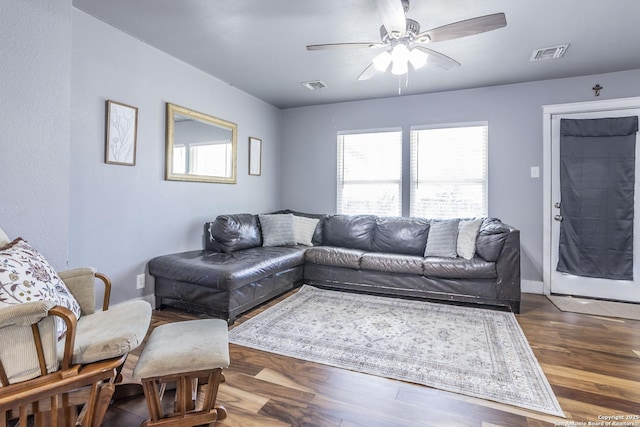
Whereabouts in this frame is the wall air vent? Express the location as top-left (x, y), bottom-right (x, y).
top-left (301, 80), bottom-right (327, 90)
top-left (531, 44), bottom-right (570, 61)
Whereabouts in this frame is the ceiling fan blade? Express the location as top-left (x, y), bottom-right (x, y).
top-left (306, 42), bottom-right (384, 51)
top-left (375, 0), bottom-right (406, 39)
top-left (357, 63), bottom-right (378, 81)
top-left (413, 46), bottom-right (461, 70)
top-left (414, 13), bottom-right (506, 44)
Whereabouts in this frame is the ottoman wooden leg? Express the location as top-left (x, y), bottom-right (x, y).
top-left (140, 369), bottom-right (226, 427)
top-left (133, 319), bottom-right (230, 427)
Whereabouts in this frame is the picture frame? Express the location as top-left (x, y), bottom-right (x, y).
top-left (249, 136), bottom-right (262, 176)
top-left (105, 100), bottom-right (138, 166)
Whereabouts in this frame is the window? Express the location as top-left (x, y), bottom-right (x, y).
top-left (410, 124), bottom-right (488, 219)
top-left (337, 130), bottom-right (402, 216)
top-left (173, 141), bottom-right (232, 176)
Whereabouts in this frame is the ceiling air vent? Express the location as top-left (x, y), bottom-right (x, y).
top-left (301, 80), bottom-right (327, 90)
top-left (530, 44), bottom-right (570, 61)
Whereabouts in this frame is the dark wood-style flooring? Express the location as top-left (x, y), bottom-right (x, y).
top-left (103, 291), bottom-right (640, 427)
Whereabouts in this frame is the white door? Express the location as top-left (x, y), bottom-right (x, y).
top-left (549, 106), bottom-right (640, 302)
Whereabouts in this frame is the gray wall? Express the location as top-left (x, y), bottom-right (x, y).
top-left (280, 69), bottom-right (640, 283)
top-left (70, 10), bottom-right (282, 304)
top-left (4, 1), bottom-right (640, 298)
top-left (0, 0), bottom-right (72, 269)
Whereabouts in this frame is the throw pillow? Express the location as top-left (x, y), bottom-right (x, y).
top-left (0, 227), bottom-right (9, 248)
top-left (457, 218), bottom-right (484, 260)
top-left (424, 220), bottom-right (460, 258)
top-left (292, 216), bottom-right (320, 246)
top-left (258, 214), bottom-right (297, 247)
top-left (0, 238), bottom-right (82, 338)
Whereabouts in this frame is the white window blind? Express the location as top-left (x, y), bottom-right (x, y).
top-left (337, 130), bottom-right (402, 216)
top-left (410, 124), bottom-right (488, 219)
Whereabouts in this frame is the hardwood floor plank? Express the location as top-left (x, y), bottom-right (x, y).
top-left (104, 292), bottom-right (640, 426)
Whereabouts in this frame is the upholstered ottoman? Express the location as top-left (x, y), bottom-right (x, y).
top-left (133, 319), bottom-right (230, 427)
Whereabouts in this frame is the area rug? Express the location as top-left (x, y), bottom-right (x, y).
top-left (548, 295), bottom-right (640, 320)
top-left (229, 285), bottom-right (564, 417)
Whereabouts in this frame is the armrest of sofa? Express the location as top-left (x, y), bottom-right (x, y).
top-left (58, 268), bottom-right (111, 315)
top-left (204, 222), bottom-right (221, 252)
top-left (493, 225), bottom-right (521, 312)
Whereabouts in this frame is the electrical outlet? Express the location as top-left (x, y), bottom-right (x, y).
top-left (136, 274), bottom-right (145, 289)
top-left (530, 166), bottom-right (540, 178)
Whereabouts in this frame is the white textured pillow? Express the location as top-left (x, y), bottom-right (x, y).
top-left (424, 220), bottom-right (460, 258)
top-left (0, 238), bottom-right (82, 338)
top-left (293, 216), bottom-right (320, 246)
top-left (457, 218), bottom-right (484, 260)
top-left (0, 227), bottom-right (9, 248)
top-left (258, 214), bottom-right (296, 247)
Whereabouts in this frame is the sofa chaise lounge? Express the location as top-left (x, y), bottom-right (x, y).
top-left (148, 210), bottom-right (520, 323)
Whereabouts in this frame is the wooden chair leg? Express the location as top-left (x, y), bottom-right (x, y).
top-left (91, 383), bottom-right (115, 427)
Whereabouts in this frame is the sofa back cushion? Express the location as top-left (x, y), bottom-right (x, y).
top-left (371, 217), bottom-right (430, 256)
top-left (209, 214), bottom-right (262, 253)
top-left (475, 218), bottom-right (510, 262)
top-left (323, 215), bottom-right (377, 251)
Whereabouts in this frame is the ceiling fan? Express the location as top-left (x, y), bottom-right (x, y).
top-left (306, 0), bottom-right (507, 81)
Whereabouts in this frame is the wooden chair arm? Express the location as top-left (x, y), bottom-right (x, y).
top-left (94, 272), bottom-right (111, 311)
top-left (49, 306), bottom-right (77, 371)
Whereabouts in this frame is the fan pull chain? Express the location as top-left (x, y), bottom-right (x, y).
top-left (398, 73), bottom-right (409, 95)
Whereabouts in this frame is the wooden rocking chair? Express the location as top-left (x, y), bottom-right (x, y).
top-left (0, 268), bottom-right (151, 427)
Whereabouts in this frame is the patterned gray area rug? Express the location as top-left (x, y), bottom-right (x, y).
top-left (229, 285), bottom-right (564, 417)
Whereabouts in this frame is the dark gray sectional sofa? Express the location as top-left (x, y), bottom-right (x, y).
top-left (148, 210), bottom-right (520, 323)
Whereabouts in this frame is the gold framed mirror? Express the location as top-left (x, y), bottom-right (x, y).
top-left (165, 103), bottom-right (237, 183)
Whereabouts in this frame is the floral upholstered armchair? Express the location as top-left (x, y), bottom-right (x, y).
top-left (0, 228), bottom-right (151, 426)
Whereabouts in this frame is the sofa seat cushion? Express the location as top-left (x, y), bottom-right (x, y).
top-left (360, 253), bottom-right (424, 275)
top-left (148, 247), bottom-right (306, 291)
top-left (423, 257), bottom-right (496, 279)
top-left (304, 247), bottom-right (365, 269)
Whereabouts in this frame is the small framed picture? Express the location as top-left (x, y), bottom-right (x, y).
top-left (249, 136), bottom-right (262, 176)
top-left (105, 100), bottom-right (138, 166)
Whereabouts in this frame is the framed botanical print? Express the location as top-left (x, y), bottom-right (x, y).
top-left (105, 100), bottom-right (138, 166)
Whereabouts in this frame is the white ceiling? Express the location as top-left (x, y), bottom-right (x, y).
top-left (72, 0), bottom-right (640, 109)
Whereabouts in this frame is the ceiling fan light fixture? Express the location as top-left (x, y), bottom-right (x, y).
top-left (391, 43), bottom-right (410, 63)
top-left (408, 48), bottom-right (427, 69)
top-left (373, 50), bottom-right (393, 72)
top-left (390, 43), bottom-right (410, 75)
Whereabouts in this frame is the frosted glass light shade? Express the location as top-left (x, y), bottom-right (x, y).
top-left (373, 51), bottom-right (392, 72)
top-left (390, 43), bottom-right (410, 75)
top-left (391, 59), bottom-right (408, 75)
top-left (409, 48), bottom-right (427, 69)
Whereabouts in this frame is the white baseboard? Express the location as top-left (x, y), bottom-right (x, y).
top-left (522, 280), bottom-right (544, 294)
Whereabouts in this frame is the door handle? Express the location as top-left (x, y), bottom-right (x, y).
top-left (554, 215), bottom-right (563, 221)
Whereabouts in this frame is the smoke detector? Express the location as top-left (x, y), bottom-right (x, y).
top-left (531, 44), bottom-right (570, 61)
top-left (301, 80), bottom-right (327, 90)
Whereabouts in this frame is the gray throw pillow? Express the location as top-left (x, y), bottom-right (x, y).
top-left (457, 218), bottom-right (484, 260)
top-left (259, 214), bottom-right (297, 246)
top-left (424, 220), bottom-right (460, 258)
top-left (293, 215), bottom-right (320, 246)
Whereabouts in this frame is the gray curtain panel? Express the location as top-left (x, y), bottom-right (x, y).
top-left (557, 116), bottom-right (638, 280)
